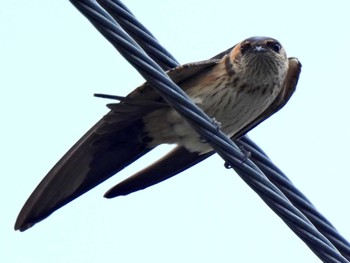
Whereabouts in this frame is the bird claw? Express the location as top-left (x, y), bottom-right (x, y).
top-left (224, 146), bottom-right (251, 169)
top-left (239, 146), bottom-right (251, 164)
top-left (198, 118), bottom-right (222, 143)
top-left (211, 118), bottom-right (222, 130)
top-left (198, 136), bottom-right (207, 143)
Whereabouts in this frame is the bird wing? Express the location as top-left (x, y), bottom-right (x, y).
top-left (15, 58), bottom-right (222, 231)
top-left (104, 58), bottom-right (302, 198)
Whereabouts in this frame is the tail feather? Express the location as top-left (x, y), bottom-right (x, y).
top-left (104, 146), bottom-right (213, 198)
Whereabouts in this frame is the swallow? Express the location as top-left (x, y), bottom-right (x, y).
top-left (15, 36), bottom-right (301, 231)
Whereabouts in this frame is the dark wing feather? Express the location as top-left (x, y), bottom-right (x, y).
top-left (104, 58), bottom-right (301, 198)
top-left (104, 146), bottom-right (212, 198)
top-left (15, 113), bottom-right (152, 231)
top-left (125, 58), bottom-right (222, 101)
top-left (15, 57), bottom-right (221, 231)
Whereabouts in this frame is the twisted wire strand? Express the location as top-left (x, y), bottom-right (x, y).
top-left (97, 0), bottom-right (179, 69)
top-left (237, 136), bottom-right (350, 260)
top-left (69, 0), bottom-right (349, 262)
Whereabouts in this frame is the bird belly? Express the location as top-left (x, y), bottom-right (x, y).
top-left (143, 78), bottom-right (281, 154)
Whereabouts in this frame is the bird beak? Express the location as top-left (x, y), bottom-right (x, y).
top-left (253, 45), bottom-right (266, 52)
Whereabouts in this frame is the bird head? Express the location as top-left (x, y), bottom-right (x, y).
top-left (231, 36), bottom-right (289, 80)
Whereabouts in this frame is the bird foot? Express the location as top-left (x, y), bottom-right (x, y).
top-left (239, 146), bottom-right (251, 164)
top-left (211, 118), bottom-right (222, 130)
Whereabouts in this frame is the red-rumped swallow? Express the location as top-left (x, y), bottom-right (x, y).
top-left (15, 36), bottom-right (301, 231)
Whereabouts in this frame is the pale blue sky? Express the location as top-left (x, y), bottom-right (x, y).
top-left (2, 1), bottom-right (350, 262)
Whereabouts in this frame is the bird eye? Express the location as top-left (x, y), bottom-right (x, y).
top-left (266, 41), bottom-right (281, 53)
top-left (240, 43), bottom-right (252, 54)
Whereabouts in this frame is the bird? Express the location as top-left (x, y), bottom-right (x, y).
top-left (15, 36), bottom-right (301, 231)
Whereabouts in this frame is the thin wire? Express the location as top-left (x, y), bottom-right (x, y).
top-left (69, 0), bottom-right (350, 262)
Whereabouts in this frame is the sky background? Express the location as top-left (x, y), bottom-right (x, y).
top-left (2, 0), bottom-right (350, 262)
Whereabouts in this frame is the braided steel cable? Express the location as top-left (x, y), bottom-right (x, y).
top-left (69, 0), bottom-right (349, 262)
top-left (97, 0), bottom-right (179, 69)
top-left (237, 136), bottom-right (350, 260)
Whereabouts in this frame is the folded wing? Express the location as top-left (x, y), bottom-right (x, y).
top-left (15, 58), bottom-right (221, 231)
